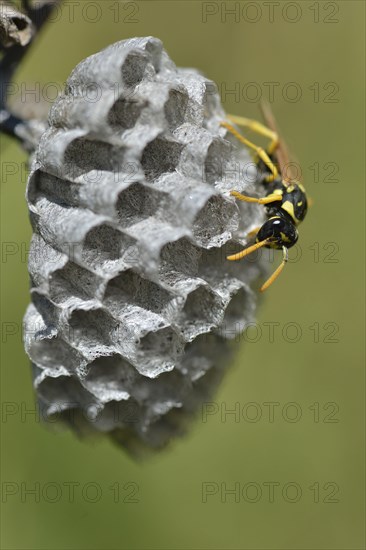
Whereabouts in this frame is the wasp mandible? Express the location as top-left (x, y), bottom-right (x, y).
top-left (221, 102), bottom-right (308, 292)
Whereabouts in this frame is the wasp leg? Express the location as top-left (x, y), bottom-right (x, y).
top-left (227, 114), bottom-right (279, 155)
top-left (260, 246), bottom-right (288, 292)
top-left (230, 190), bottom-right (282, 205)
top-left (220, 122), bottom-right (278, 181)
top-left (227, 239), bottom-right (269, 262)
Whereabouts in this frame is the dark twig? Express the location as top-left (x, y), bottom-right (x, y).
top-left (0, 0), bottom-right (61, 151)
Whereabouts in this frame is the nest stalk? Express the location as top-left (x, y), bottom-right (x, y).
top-left (0, 0), bottom-right (61, 151)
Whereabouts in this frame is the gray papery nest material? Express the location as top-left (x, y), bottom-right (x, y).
top-left (23, 37), bottom-right (266, 455)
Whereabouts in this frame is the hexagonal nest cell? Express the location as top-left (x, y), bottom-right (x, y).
top-left (24, 36), bottom-right (265, 454)
top-left (116, 182), bottom-right (165, 228)
top-left (108, 98), bottom-right (147, 131)
top-left (164, 88), bottom-right (189, 130)
top-left (81, 224), bottom-right (133, 272)
top-left (63, 137), bottom-right (125, 179)
top-left (192, 194), bottom-right (238, 247)
top-left (140, 136), bottom-right (184, 182)
top-left (104, 268), bottom-right (174, 315)
top-left (121, 51), bottom-right (149, 88)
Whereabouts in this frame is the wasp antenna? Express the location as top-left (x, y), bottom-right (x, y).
top-left (227, 239), bottom-right (269, 262)
top-left (260, 246), bottom-right (288, 292)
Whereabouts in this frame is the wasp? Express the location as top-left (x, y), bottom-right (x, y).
top-left (221, 102), bottom-right (308, 292)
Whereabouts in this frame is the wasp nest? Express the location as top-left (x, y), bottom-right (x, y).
top-left (23, 37), bottom-right (265, 453)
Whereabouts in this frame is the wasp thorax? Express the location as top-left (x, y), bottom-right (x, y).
top-left (256, 216), bottom-right (298, 249)
top-left (281, 183), bottom-right (308, 224)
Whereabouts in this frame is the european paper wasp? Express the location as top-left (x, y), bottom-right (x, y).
top-left (221, 103), bottom-right (308, 291)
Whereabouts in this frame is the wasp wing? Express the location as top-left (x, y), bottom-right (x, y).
top-left (260, 100), bottom-right (299, 184)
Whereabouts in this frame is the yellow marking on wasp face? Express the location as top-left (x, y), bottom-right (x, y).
top-left (298, 183), bottom-right (306, 193)
top-left (286, 185), bottom-right (295, 193)
top-left (280, 232), bottom-right (291, 243)
top-left (281, 200), bottom-right (297, 222)
top-left (273, 188), bottom-right (283, 196)
top-left (297, 201), bottom-right (303, 206)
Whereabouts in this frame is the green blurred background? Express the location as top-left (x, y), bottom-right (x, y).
top-left (1, 1), bottom-right (364, 548)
